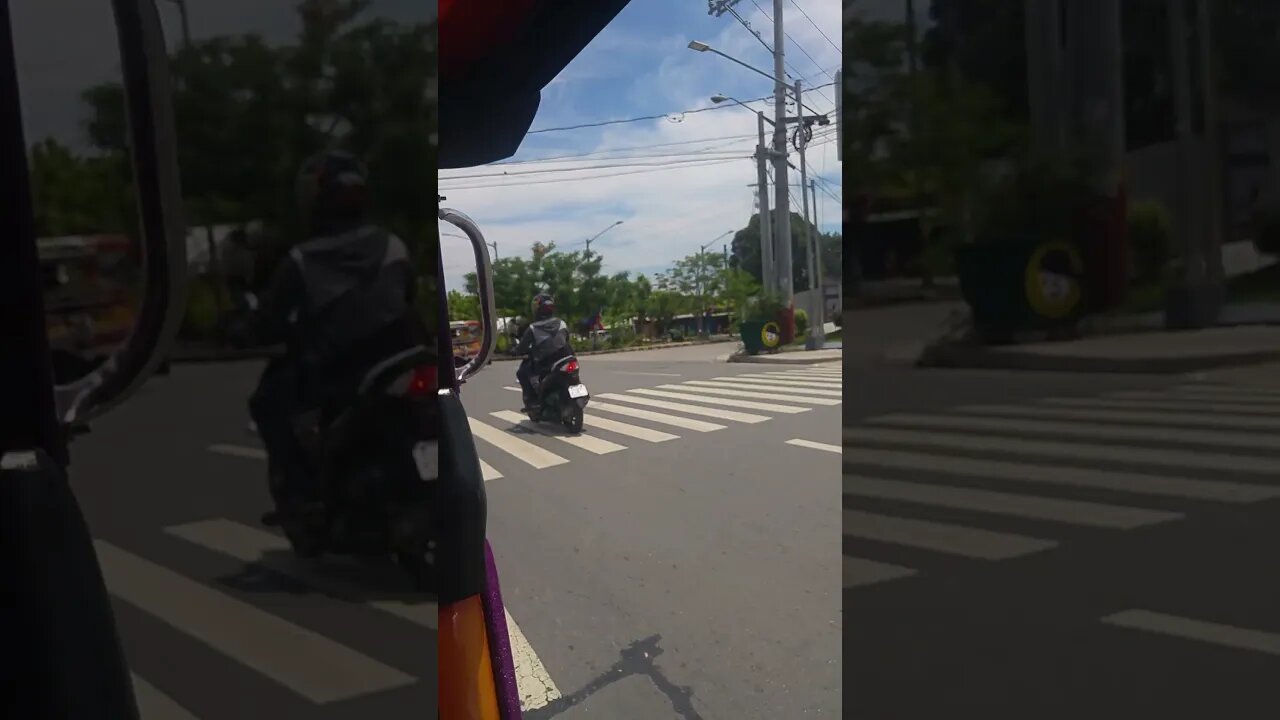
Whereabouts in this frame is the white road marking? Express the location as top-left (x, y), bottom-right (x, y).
top-left (843, 557), bottom-right (917, 589)
top-left (763, 369), bottom-right (842, 378)
top-left (842, 509), bottom-right (1058, 560)
top-left (842, 426), bottom-right (1280, 474)
top-left (503, 386), bottom-right (520, 392)
top-left (490, 411), bottom-right (627, 455)
top-left (843, 446), bottom-right (1280, 503)
top-left (132, 674), bottom-right (199, 720)
top-left (589, 401), bottom-right (727, 432)
top-left (480, 459), bottom-right (504, 481)
top-left (1101, 610), bottom-right (1280, 656)
top-left (1175, 384), bottom-right (1280, 397)
top-left (468, 417), bottom-right (569, 469)
top-left (1043, 396), bottom-right (1280, 416)
top-left (870, 412), bottom-right (1280, 452)
top-left (786, 438), bottom-right (841, 454)
top-left (844, 475), bottom-right (1181, 529)
top-left (583, 415), bottom-right (678, 443)
top-left (616, 390), bottom-right (790, 418)
top-left (727, 375), bottom-right (843, 389)
top-left (613, 371), bottom-right (682, 377)
top-left (94, 540), bottom-right (416, 703)
top-left (686, 379), bottom-right (842, 397)
top-left (959, 403), bottom-right (1280, 431)
top-left (505, 610), bottom-right (561, 710)
top-left (165, 519), bottom-right (437, 629)
top-left (208, 444), bottom-right (267, 461)
top-left (657, 384), bottom-right (840, 406)
top-left (737, 372), bottom-right (843, 384)
top-left (1109, 390), bottom-right (1280, 406)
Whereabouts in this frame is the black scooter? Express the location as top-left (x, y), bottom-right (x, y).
top-left (516, 354), bottom-right (589, 433)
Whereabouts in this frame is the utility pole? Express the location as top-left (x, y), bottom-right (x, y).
top-left (1197, 0), bottom-right (1225, 293)
top-left (795, 79), bottom-right (821, 350)
top-left (772, 0), bottom-right (794, 332)
top-left (755, 111), bottom-right (776, 296)
top-left (811, 178), bottom-right (825, 340)
top-left (1168, 0), bottom-right (1205, 327)
top-left (166, 0), bottom-right (192, 47)
top-left (1025, 0), bottom-right (1066, 161)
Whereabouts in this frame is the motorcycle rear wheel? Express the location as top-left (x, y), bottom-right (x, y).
top-left (563, 406), bottom-right (584, 433)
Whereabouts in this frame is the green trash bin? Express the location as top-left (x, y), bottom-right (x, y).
top-left (740, 320), bottom-right (783, 355)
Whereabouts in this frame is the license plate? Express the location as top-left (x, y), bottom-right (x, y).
top-left (567, 384), bottom-right (589, 399)
top-left (412, 440), bottom-right (437, 481)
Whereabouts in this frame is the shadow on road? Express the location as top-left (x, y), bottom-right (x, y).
top-left (527, 634), bottom-right (703, 720)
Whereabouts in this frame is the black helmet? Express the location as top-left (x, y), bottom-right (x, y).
top-left (532, 293), bottom-right (555, 319)
top-left (295, 150), bottom-right (369, 231)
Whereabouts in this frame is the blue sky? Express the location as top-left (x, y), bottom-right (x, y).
top-left (438, 0), bottom-right (842, 291)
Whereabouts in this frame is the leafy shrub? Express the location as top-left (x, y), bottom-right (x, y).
top-left (795, 308), bottom-right (809, 335)
top-left (1128, 200), bottom-right (1173, 283)
top-left (181, 276), bottom-right (220, 341)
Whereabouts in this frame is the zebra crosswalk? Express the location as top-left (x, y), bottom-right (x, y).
top-left (92, 515), bottom-right (436, 718)
top-left (842, 383), bottom-right (1280, 591)
top-left (470, 366), bottom-right (843, 480)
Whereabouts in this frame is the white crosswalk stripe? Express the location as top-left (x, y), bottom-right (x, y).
top-left (626, 388), bottom-right (806, 415)
top-left (96, 540), bottom-right (418, 704)
top-left (786, 438), bottom-right (841, 454)
top-left (468, 417), bottom-right (570, 469)
top-left (583, 414), bottom-right (679, 442)
top-left (656, 383), bottom-right (841, 406)
top-left (725, 375), bottom-right (843, 388)
top-left (132, 674), bottom-right (200, 720)
top-left (686, 379), bottom-right (843, 397)
top-left (589, 401), bottom-right (727, 432)
top-left (843, 382), bottom-right (1280, 592)
top-left (490, 411), bottom-right (627, 454)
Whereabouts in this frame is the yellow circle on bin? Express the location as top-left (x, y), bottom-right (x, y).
top-left (1024, 241), bottom-right (1084, 319)
top-left (761, 321), bottom-right (781, 349)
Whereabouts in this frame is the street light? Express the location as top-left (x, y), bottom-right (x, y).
top-left (687, 41), bottom-right (823, 117)
top-left (583, 220), bottom-right (623, 256)
top-left (710, 95), bottom-right (775, 126)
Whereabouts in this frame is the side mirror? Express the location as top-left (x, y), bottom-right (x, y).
top-left (438, 206), bottom-right (495, 384)
top-left (53, 0), bottom-right (187, 431)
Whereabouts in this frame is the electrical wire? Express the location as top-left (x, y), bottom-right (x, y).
top-left (490, 132), bottom-right (760, 165)
top-left (745, 0), bottom-right (837, 106)
top-left (789, 0), bottom-right (841, 54)
top-left (441, 154), bottom-right (753, 181)
top-left (439, 156), bottom-right (750, 191)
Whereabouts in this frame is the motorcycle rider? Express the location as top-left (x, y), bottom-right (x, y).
top-left (249, 149), bottom-right (426, 532)
top-left (510, 293), bottom-right (572, 411)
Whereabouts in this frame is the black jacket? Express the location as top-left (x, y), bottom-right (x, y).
top-left (254, 224), bottom-right (420, 373)
top-left (512, 316), bottom-right (572, 368)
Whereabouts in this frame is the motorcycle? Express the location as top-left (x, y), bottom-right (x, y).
top-left (519, 354), bottom-right (589, 433)
top-left (247, 291), bottom-right (439, 591)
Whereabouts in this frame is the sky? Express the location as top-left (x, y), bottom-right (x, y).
top-left (438, 0), bottom-right (843, 293)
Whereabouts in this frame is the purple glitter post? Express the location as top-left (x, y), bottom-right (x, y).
top-left (482, 541), bottom-right (523, 719)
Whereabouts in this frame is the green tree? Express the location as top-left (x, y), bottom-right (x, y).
top-left (730, 211), bottom-right (838, 289)
top-left (446, 289), bottom-right (480, 321)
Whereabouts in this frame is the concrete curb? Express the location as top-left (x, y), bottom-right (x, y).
top-left (918, 342), bottom-right (1280, 374)
top-left (727, 352), bottom-right (844, 365)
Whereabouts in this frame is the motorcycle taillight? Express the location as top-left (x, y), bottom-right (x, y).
top-left (408, 365), bottom-right (437, 398)
top-left (563, 359), bottom-right (579, 374)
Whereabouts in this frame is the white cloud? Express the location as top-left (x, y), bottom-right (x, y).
top-left (438, 0), bottom-right (841, 293)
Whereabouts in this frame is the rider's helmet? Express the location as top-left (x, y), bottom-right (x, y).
top-left (295, 150), bottom-right (369, 233)
top-left (531, 293), bottom-right (555, 320)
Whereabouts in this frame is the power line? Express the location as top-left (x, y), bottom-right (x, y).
top-left (441, 154), bottom-right (753, 181)
top-left (526, 94), bottom-right (770, 135)
top-left (519, 85), bottom-right (833, 138)
top-left (745, 0), bottom-right (837, 106)
top-left (789, 0), bottom-right (840, 54)
top-left (440, 157), bottom-right (750, 191)
top-left (491, 132), bottom-right (759, 166)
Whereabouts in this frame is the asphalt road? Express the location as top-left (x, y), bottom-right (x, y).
top-left (844, 360), bottom-right (1280, 719)
top-left (464, 342), bottom-right (842, 719)
top-left (69, 360), bottom-right (436, 720)
top-left (64, 341), bottom-right (842, 719)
